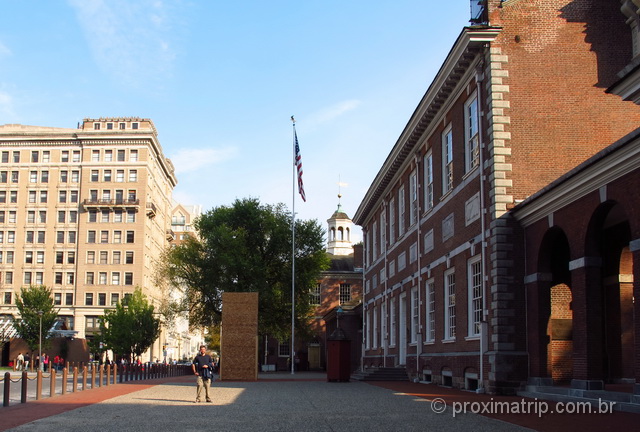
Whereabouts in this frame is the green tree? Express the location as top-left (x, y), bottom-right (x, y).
top-left (157, 197), bottom-right (329, 341)
top-left (99, 288), bottom-right (161, 362)
top-left (12, 285), bottom-right (58, 352)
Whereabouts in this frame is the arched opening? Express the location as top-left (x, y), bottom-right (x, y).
top-left (537, 227), bottom-right (572, 382)
top-left (338, 227), bottom-right (344, 241)
top-left (587, 202), bottom-right (634, 382)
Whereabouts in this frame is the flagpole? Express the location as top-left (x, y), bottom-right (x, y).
top-left (291, 116), bottom-right (296, 375)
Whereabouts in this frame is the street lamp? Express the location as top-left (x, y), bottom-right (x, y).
top-left (37, 310), bottom-right (43, 371)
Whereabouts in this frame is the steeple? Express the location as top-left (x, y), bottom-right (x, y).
top-left (327, 193), bottom-right (353, 255)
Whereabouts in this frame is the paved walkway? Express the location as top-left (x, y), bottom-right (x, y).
top-left (2, 372), bottom-right (639, 431)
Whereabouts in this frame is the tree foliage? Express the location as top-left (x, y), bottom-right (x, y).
top-left (99, 288), bottom-right (161, 361)
top-left (12, 285), bottom-right (58, 352)
top-left (157, 198), bottom-right (329, 341)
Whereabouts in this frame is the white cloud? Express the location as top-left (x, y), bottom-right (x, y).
top-left (308, 99), bottom-right (361, 126)
top-left (170, 147), bottom-right (238, 174)
top-left (67, 0), bottom-right (177, 87)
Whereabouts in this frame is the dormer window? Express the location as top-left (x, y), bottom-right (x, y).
top-left (132, 122), bottom-right (139, 130)
top-left (94, 123), bottom-right (100, 130)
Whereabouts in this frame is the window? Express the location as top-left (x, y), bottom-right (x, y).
top-left (111, 272), bottom-right (120, 285)
top-left (442, 125), bottom-right (453, 194)
top-left (25, 231), bottom-right (34, 243)
top-left (55, 272), bottom-right (63, 284)
top-left (116, 170), bottom-right (124, 182)
top-left (389, 297), bottom-right (396, 346)
top-left (0, 191), bottom-right (5, 203)
top-left (372, 221), bottom-right (378, 259)
top-left (100, 251), bottom-right (108, 264)
top-left (24, 272), bottom-right (32, 285)
top-left (91, 170), bottom-right (99, 182)
top-left (41, 171), bottom-right (49, 183)
top-left (398, 186), bottom-right (405, 236)
top-left (72, 151), bottom-right (80, 162)
top-left (126, 210), bottom-right (135, 223)
top-left (310, 283), bottom-right (321, 305)
top-left (42, 151), bottom-right (50, 162)
top-left (88, 210), bottom-right (97, 223)
top-left (5, 271), bottom-right (12, 284)
top-left (0, 171), bottom-right (7, 183)
top-left (99, 272), bottom-right (107, 285)
top-left (339, 283), bottom-right (351, 304)
top-left (114, 211), bottom-right (123, 223)
top-left (425, 279), bottom-right (435, 343)
top-left (380, 212), bottom-right (386, 255)
top-left (8, 211), bottom-right (15, 223)
top-left (125, 251), bottom-right (134, 264)
top-left (86, 316), bottom-right (100, 334)
top-left (105, 150), bottom-right (113, 161)
top-left (61, 151), bottom-right (69, 162)
top-left (59, 190), bottom-right (67, 203)
top-left (69, 211), bottom-right (77, 223)
top-left (444, 269), bottom-right (456, 340)
top-left (465, 92), bottom-right (480, 172)
top-left (87, 251), bottom-right (95, 264)
top-left (372, 306), bottom-right (378, 349)
top-left (409, 243), bottom-right (418, 264)
top-left (103, 170), bottom-right (112, 182)
top-left (112, 251), bottom-right (121, 264)
top-left (114, 231), bottom-right (122, 243)
top-left (101, 210), bottom-right (110, 223)
top-left (71, 171), bottom-right (79, 182)
top-left (68, 231), bottom-right (76, 244)
top-left (4, 292), bottom-right (11, 304)
top-left (131, 123), bottom-right (138, 130)
top-left (389, 198), bottom-right (395, 245)
top-left (130, 149), bottom-right (138, 161)
top-left (126, 231), bottom-right (134, 243)
top-left (0, 151), bottom-right (7, 163)
top-left (35, 272), bottom-right (43, 284)
top-left (98, 293), bottom-right (106, 306)
top-left (70, 191), bottom-right (78, 203)
top-left (410, 286), bottom-right (418, 343)
top-left (11, 171), bottom-right (18, 183)
top-left (124, 272), bottom-right (133, 285)
top-left (468, 256), bottom-right (483, 337)
top-left (106, 122), bottom-right (113, 130)
top-left (129, 170), bottom-right (137, 182)
top-left (111, 293), bottom-right (120, 306)
top-left (38, 211), bottom-right (46, 224)
top-left (56, 231), bottom-right (64, 243)
top-left (67, 251), bottom-right (75, 264)
top-left (118, 150), bottom-right (126, 161)
top-left (93, 123), bottom-right (100, 131)
top-left (13, 151), bottom-right (19, 163)
top-left (397, 252), bottom-right (406, 271)
top-left (39, 191), bottom-right (47, 203)
top-left (37, 231), bottom-right (45, 243)
top-left (65, 293), bottom-right (73, 305)
top-left (85, 293), bottom-right (93, 306)
top-left (27, 211), bottom-right (35, 224)
top-left (87, 231), bottom-right (96, 243)
top-left (36, 251), bottom-right (44, 264)
top-left (424, 151), bottom-right (434, 210)
top-left (28, 191), bottom-right (36, 203)
top-left (56, 251), bottom-right (64, 264)
top-left (31, 151), bottom-right (39, 163)
top-left (25, 251), bottom-right (33, 264)
top-left (410, 170), bottom-right (418, 225)
top-left (58, 211), bottom-right (65, 223)
top-left (101, 231), bottom-right (109, 243)
top-left (7, 231), bottom-right (14, 243)
top-left (0, 211), bottom-right (4, 223)
top-left (66, 272), bottom-right (74, 284)
top-left (54, 293), bottom-right (62, 305)
top-left (9, 191), bottom-right (17, 203)
top-left (119, 123), bottom-right (125, 130)
top-left (128, 190), bottom-right (136, 201)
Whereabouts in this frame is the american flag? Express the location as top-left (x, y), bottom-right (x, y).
top-left (294, 130), bottom-right (306, 202)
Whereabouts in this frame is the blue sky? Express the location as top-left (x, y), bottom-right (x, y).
top-left (0, 1), bottom-right (472, 242)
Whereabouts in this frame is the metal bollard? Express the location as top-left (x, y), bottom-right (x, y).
top-left (99, 365), bottom-right (104, 387)
top-left (82, 366), bottom-right (87, 391)
top-left (72, 367), bottom-right (78, 393)
top-left (21, 371), bottom-right (27, 403)
top-left (50, 369), bottom-right (56, 397)
top-left (62, 367), bottom-right (68, 395)
top-left (106, 364), bottom-right (110, 386)
top-left (3, 372), bottom-right (10, 407)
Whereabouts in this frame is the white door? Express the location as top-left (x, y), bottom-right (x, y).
top-left (399, 292), bottom-right (407, 365)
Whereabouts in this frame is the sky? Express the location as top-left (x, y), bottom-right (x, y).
top-left (0, 0), bottom-right (472, 243)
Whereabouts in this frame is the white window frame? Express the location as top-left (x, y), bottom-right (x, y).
top-left (442, 125), bottom-right (453, 195)
top-left (425, 279), bottom-right (435, 343)
top-left (410, 286), bottom-right (418, 344)
top-left (398, 186), bottom-right (405, 236)
top-left (389, 198), bottom-right (395, 245)
top-left (444, 268), bottom-right (456, 340)
top-left (465, 91), bottom-right (480, 173)
top-left (389, 297), bottom-right (396, 347)
top-left (424, 151), bottom-right (434, 210)
top-left (468, 255), bottom-right (483, 338)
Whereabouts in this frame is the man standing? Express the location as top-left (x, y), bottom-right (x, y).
top-left (192, 345), bottom-right (214, 403)
top-left (16, 353), bottom-right (24, 371)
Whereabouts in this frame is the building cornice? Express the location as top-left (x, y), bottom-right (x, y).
top-left (353, 26), bottom-right (501, 226)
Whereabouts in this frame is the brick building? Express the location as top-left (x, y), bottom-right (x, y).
top-left (0, 118), bottom-right (177, 364)
top-left (353, 0), bottom-right (640, 394)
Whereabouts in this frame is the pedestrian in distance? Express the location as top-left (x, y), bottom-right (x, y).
top-left (23, 353), bottom-right (30, 371)
top-left (16, 353), bottom-right (24, 371)
top-left (192, 345), bottom-right (214, 403)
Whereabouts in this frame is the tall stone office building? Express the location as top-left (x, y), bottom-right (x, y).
top-left (0, 117), bottom-right (177, 362)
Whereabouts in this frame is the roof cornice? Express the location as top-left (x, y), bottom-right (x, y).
top-left (353, 26), bottom-right (501, 225)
